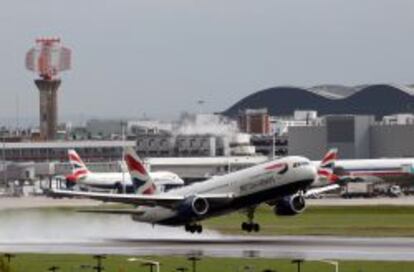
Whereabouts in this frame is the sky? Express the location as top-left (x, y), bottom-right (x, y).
top-left (1, 0), bottom-right (414, 126)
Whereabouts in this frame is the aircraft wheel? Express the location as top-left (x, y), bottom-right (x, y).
top-left (253, 223), bottom-right (260, 232)
top-left (196, 225), bottom-right (203, 233)
top-left (241, 222), bottom-right (248, 231)
top-left (115, 183), bottom-right (123, 194)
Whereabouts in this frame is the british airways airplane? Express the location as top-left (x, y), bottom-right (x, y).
top-left (50, 147), bottom-right (337, 233)
top-left (317, 149), bottom-right (414, 185)
top-left (66, 149), bottom-right (184, 193)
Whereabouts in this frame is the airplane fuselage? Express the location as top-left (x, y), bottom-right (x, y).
top-left (335, 158), bottom-right (414, 183)
top-left (131, 156), bottom-right (316, 226)
top-left (77, 171), bottom-right (184, 191)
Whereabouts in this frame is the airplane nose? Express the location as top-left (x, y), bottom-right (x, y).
top-left (305, 161), bottom-right (317, 180)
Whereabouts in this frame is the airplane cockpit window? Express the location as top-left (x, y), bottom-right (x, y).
top-left (164, 184), bottom-right (184, 192)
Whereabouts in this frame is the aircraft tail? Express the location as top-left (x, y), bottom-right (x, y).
top-left (317, 148), bottom-right (339, 184)
top-left (67, 149), bottom-right (90, 182)
top-left (124, 147), bottom-right (156, 195)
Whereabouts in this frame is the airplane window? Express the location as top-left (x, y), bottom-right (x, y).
top-left (293, 161), bottom-right (309, 168)
top-left (164, 184), bottom-right (184, 192)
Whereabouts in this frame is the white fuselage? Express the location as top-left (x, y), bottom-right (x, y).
top-left (132, 156), bottom-right (316, 226)
top-left (312, 157), bottom-right (414, 183)
top-left (77, 171), bottom-right (184, 191)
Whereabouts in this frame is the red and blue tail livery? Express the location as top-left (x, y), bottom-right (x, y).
top-left (124, 147), bottom-right (156, 195)
top-left (67, 149), bottom-right (90, 182)
top-left (317, 148), bottom-right (339, 183)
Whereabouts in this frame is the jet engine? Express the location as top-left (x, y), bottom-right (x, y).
top-left (274, 194), bottom-right (306, 216)
top-left (178, 195), bottom-right (210, 218)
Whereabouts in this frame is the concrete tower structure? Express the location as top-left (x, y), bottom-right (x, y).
top-left (25, 37), bottom-right (71, 141)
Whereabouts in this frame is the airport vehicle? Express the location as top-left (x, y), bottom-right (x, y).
top-left (341, 182), bottom-right (376, 198)
top-left (66, 149), bottom-right (184, 193)
top-left (49, 147), bottom-right (339, 233)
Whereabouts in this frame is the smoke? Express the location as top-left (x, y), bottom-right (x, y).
top-left (174, 113), bottom-right (239, 138)
top-left (0, 208), bottom-right (221, 243)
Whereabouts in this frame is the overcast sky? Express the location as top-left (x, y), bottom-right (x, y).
top-left (1, 0), bottom-right (414, 125)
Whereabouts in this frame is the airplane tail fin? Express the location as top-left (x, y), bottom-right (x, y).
top-left (317, 148), bottom-right (339, 184)
top-left (67, 149), bottom-right (90, 182)
top-left (124, 147), bottom-right (156, 195)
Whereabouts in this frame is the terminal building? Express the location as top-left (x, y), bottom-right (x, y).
top-left (0, 140), bottom-right (135, 162)
top-left (288, 114), bottom-right (414, 159)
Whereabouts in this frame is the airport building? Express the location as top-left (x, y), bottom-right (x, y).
top-left (238, 108), bottom-right (270, 134)
top-left (288, 114), bottom-right (414, 159)
top-left (0, 140), bottom-right (135, 162)
top-left (136, 133), bottom-right (255, 157)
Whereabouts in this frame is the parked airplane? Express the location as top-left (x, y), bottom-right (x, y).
top-left (65, 149), bottom-right (184, 193)
top-left (321, 149), bottom-right (414, 185)
top-left (312, 148), bottom-right (339, 186)
top-left (49, 147), bottom-right (338, 233)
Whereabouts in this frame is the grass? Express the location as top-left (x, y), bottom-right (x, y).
top-left (4, 254), bottom-right (414, 272)
top-left (204, 205), bottom-right (414, 236)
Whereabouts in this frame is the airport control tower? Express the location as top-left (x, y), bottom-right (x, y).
top-left (25, 37), bottom-right (71, 141)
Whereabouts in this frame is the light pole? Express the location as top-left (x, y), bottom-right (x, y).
top-left (196, 100), bottom-right (205, 114)
top-left (127, 257), bottom-right (160, 272)
top-left (2, 134), bottom-right (6, 188)
top-left (291, 259), bottom-right (304, 272)
top-left (318, 260), bottom-right (339, 272)
top-left (93, 255), bottom-right (106, 272)
top-left (3, 253), bottom-right (15, 265)
top-left (187, 256), bottom-right (201, 272)
top-left (121, 121), bottom-right (127, 194)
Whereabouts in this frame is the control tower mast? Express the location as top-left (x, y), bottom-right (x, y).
top-left (25, 37), bottom-right (71, 141)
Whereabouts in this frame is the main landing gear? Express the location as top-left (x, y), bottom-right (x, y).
top-left (241, 206), bottom-right (260, 233)
top-left (241, 222), bottom-right (260, 232)
top-left (185, 223), bottom-right (203, 233)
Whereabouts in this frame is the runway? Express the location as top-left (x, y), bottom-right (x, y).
top-left (2, 235), bottom-right (414, 261)
top-left (2, 198), bottom-right (414, 261)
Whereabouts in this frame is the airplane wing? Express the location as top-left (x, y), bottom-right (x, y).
top-left (47, 189), bottom-right (234, 209)
top-left (47, 189), bottom-right (184, 208)
top-left (304, 184), bottom-right (340, 197)
top-left (78, 209), bottom-right (145, 215)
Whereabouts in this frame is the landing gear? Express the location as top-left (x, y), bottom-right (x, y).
top-left (241, 206), bottom-right (260, 233)
top-left (114, 183), bottom-right (123, 194)
top-left (241, 222), bottom-right (260, 232)
top-left (185, 223), bottom-right (203, 233)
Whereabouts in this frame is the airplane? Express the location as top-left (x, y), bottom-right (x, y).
top-left (312, 148), bottom-right (339, 186)
top-left (320, 149), bottom-right (414, 185)
top-left (65, 149), bottom-right (184, 193)
top-left (49, 147), bottom-right (339, 234)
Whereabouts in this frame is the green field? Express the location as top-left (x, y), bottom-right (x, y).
top-left (2, 254), bottom-right (414, 272)
top-left (204, 205), bottom-right (414, 236)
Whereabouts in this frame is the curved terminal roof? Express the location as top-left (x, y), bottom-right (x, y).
top-left (224, 84), bottom-right (414, 119)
